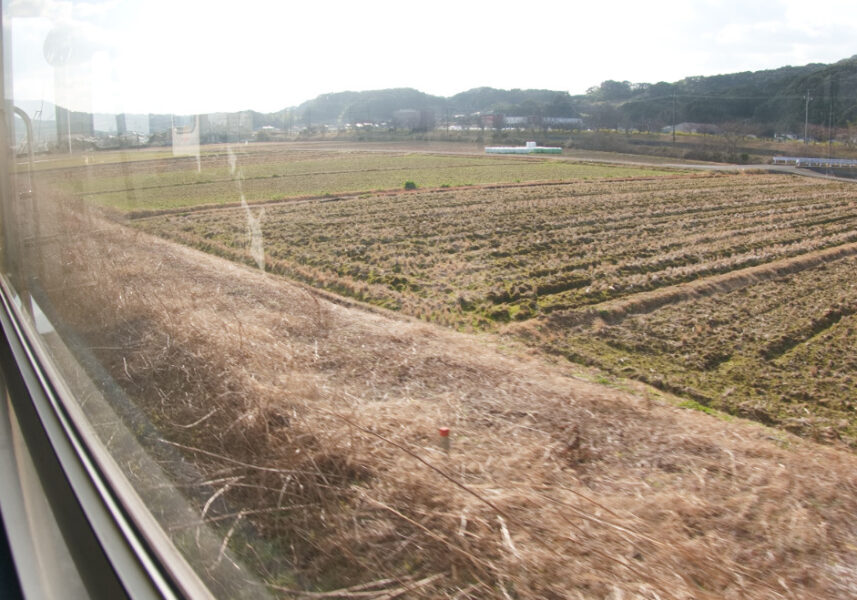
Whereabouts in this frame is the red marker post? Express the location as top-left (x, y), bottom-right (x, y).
top-left (439, 427), bottom-right (450, 453)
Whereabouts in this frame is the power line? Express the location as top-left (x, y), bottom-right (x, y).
top-left (620, 92), bottom-right (846, 102)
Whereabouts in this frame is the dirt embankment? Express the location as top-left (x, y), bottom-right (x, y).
top-left (22, 188), bottom-right (857, 599)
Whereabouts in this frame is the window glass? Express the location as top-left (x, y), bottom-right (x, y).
top-left (4, 2), bottom-right (857, 599)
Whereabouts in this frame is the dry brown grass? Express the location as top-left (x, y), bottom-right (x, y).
top-left (20, 188), bottom-right (857, 599)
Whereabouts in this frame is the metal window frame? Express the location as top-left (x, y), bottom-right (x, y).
top-left (0, 9), bottom-right (217, 599)
top-left (0, 277), bottom-right (190, 599)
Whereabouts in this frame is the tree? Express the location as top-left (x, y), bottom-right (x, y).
top-left (588, 80), bottom-right (633, 101)
top-left (545, 93), bottom-right (577, 118)
top-left (589, 103), bottom-right (622, 130)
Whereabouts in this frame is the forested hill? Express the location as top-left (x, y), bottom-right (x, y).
top-left (293, 88), bottom-right (446, 126)
top-left (290, 87), bottom-right (581, 126)
top-left (602, 55), bottom-right (857, 133)
top-left (286, 56), bottom-right (857, 134)
top-left (448, 87), bottom-right (579, 118)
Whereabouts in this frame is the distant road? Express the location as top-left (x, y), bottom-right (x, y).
top-left (551, 155), bottom-right (857, 183)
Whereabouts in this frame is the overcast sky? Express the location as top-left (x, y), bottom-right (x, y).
top-left (9, 0), bottom-right (857, 115)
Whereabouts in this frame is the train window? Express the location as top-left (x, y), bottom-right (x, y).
top-left (2, 2), bottom-right (857, 599)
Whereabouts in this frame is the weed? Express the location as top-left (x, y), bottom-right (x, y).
top-left (678, 399), bottom-right (724, 418)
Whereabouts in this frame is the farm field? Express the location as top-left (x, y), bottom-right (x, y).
top-left (21, 144), bottom-right (857, 597)
top-left (28, 198), bottom-right (857, 599)
top-left (135, 168), bottom-right (857, 444)
top-left (37, 144), bottom-right (679, 213)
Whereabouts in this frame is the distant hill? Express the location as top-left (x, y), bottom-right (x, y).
top-left (448, 88), bottom-right (580, 117)
top-left (293, 88), bottom-right (446, 127)
top-left (291, 87), bottom-right (581, 127)
top-left (586, 56), bottom-right (857, 133)
top-left (758, 56), bottom-right (857, 127)
top-left (290, 56), bottom-right (857, 135)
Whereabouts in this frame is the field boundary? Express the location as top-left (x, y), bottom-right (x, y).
top-left (542, 240), bottom-right (857, 329)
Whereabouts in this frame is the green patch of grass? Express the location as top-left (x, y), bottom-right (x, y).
top-left (677, 399), bottom-right (732, 420)
top-left (40, 147), bottom-right (686, 213)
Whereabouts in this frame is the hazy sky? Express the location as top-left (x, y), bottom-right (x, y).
top-left (9, 0), bottom-right (857, 114)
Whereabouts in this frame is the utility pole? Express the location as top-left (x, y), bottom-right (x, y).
top-left (804, 90), bottom-right (812, 144)
top-left (672, 91), bottom-right (676, 145)
top-left (827, 100), bottom-right (834, 174)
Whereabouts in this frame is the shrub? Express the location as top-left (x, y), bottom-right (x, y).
top-left (404, 181), bottom-right (417, 190)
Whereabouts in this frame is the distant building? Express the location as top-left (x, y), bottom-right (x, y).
top-left (485, 141), bottom-right (562, 154)
top-left (393, 109), bottom-right (434, 131)
top-left (199, 111), bottom-right (254, 143)
top-left (503, 116), bottom-right (528, 126)
top-left (543, 117), bottom-right (583, 129)
top-left (115, 113), bottom-right (127, 135)
top-left (55, 106), bottom-right (94, 148)
top-left (481, 115), bottom-right (583, 130)
top-left (662, 122), bottom-right (720, 135)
